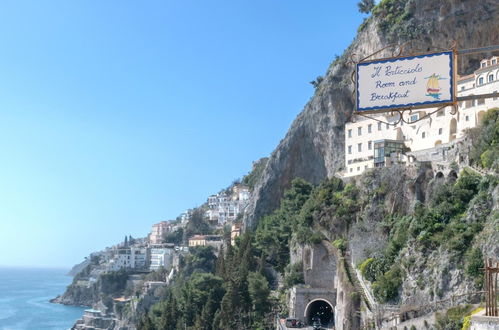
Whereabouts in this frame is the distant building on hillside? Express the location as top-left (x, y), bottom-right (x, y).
top-left (188, 235), bottom-right (223, 250)
top-left (149, 247), bottom-right (174, 271)
top-left (231, 223), bottom-right (242, 246)
top-left (343, 56), bottom-right (499, 177)
top-left (107, 247), bottom-right (149, 271)
top-left (149, 221), bottom-right (172, 245)
top-left (204, 185), bottom-right (251, 225)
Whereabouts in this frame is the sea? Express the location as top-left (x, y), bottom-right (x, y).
top-left (0, 267), bottom-right (86, 330)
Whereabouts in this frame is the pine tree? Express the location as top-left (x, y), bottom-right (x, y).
top-left (357, 0), bottom-right (375, 14)
top-left (215, 245), bottom-right (226, 279)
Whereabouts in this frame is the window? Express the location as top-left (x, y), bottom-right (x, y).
top-left (349, 168), bottom-right (353, 173)
top-left (410, 114), bottom-right (419, 122)
top-left (358, 127), bottom-right (362, 136)
top-left (422, 132), bottom-right (426, 138)
top-left (358, 143), bottom-right (362, 152)
top-left (481, 62), bottom-right (486, 68)
top-left (365, 165), bottom-right (368, 169)
top-left (438, 128), bottom-right (443, 135)
top-left (368, 124), bottom-right (372, 133)
top-left (493, 59), bottom-right (497, 65)
top-left (477, 98), bottom-right (485, 105)
top-left (368, 141), bottom-right (372, 150)
top-left (386, 123), bottom-right (389, 129)
top-left (437, 110), bottom-right (445, 117)
top-left (466, 115), bottom-right (469, 121)
top-left (378, 122), bottom-right (382, 131)
top-left (357, 166), bottom-right (360, 171)
top-left (489, 74), bottom-right (494, 82)
top-left (478, 77), bottom-right (484, 85)
top-left (348, 145), bottom-right (352, 154)
top-left (461, 86), bottom-right (465, 91)
top-left (494, 90), bottom-right (497, 101)
top-left (348, 129), bottom-right (352, 138)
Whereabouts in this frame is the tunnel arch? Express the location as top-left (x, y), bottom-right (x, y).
top-left (304, 299), bottom-right (334, 327)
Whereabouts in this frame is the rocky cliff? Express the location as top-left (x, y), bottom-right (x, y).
top-left (244, 0), bottom-right (499, 229)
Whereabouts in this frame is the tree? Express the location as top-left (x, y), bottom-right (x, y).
top-left (184, 208), bottom-right (211, 241)
top-left (248, 272), bottom-right (270, 316)
top-left (358, 0), bottom-right (375, 14)
top-left (163, 228), bottom-right (183, 245)
top-left (310, 76), bottom-right (324, 89)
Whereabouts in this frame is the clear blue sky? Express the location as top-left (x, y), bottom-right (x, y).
top-left (0, 1), bottom-right (366, 268)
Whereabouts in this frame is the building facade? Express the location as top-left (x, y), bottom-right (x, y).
top-left (108, 247), bottom-right (149, 271)
top-left (344, 57), bottom-right (499, 177)
top-left (149, 221), bottom-right (172, 245)
top-left (188, 235), bottom-right (223, 250)
top-left (149, 247), bottom-right (174, 271)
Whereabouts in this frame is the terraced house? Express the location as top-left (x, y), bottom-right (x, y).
top-left (344, 56), bottom-right (499, 177)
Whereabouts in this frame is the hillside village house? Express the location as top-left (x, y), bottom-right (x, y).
top-left (149, 221), bottom-right (172, 245)
top-left (149, 247), bottom-right (174, 271)
top-left (188, 235), bottom-right (223, 250)
top-left (344, 56), bottom-right (499, 177)
top-left (107, 247), bottom-right (149, 271)
top-left (205, 185), bottom-right (250, 225)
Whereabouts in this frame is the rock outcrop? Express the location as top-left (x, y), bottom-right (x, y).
top-left (244, 0), bottom-right (499, 229)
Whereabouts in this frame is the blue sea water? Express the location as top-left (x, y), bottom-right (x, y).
top-left (0, 267), bottom-right (86, 330)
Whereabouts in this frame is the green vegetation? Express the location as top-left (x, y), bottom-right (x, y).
top-left (184, 209), bottom-right (212, 242)
top-left (140, 236), bottom-right (273, 330)
top-left (465, 248), bottom-right (484, 287)
top-left (469, 108), bottom-right (499, 170)
top-left (310, 76), bottom-right (324, 89)
top-left (358, 169), bottom-right (495, 302)
top-left (254, 178), bottom-right (313, 272)
top-left (163, 228), bottom-right (183, 245)
top-left (435, 305), bottom-right (474, 330)
top-left (284, 262), bottom-right (304, 289)
top-left (357, 0), bottom-right (375, 14)
top-left (100, 270), bottom-right (129, 295)
top-left (242, 157), bottom-right (268, 191)
top-left (139, 111), bottom-right (499, 327)
top-left (254, 177), bottom-right (358, 272)
top-left (370, 0), bottom-right (423, 39)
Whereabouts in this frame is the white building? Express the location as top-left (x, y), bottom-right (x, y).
top-left (107, 247), bottom-right (149, 271)
top-left (344, 56), bottom-right (499, 177)
top-left (149, 247), bottom-right (174, 271)
top-left (204, 185), bottom-right (250, 225)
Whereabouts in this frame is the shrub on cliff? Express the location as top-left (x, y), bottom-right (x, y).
top-left (469, 108), bottom-right (499, 171)
top-left (372, 265), bottom-right (404, 303)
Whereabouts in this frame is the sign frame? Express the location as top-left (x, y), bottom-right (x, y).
top-left (355, 50), bottom-right (457, 114)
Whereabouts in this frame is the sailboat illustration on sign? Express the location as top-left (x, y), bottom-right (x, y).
top-left (425, 73), bottom-right (445, 100)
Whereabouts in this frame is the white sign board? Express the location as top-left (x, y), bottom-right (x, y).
top-left (356, 51), bottom-right (455, 113)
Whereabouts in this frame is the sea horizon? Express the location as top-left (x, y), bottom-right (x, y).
top-left (0, 267), bottom-right (86, 330)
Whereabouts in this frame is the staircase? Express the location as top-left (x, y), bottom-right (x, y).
top-left (342, 253), bottom-right (375, 312)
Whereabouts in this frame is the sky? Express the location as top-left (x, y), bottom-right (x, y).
top-left (0, 1), bottom-right (366, 268)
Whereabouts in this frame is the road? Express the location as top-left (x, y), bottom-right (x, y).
top-left (277, 318), bottom-right (334, 330)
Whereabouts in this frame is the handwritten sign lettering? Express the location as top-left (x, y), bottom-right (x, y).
top-left (356, 51), bottom-right (454, 112)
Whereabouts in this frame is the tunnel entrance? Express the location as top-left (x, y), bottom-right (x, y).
top-left (305, 299), bottom-right (334, 327)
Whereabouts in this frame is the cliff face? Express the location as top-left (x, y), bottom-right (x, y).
top-left (244, 0), bottom-right (499, 228)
